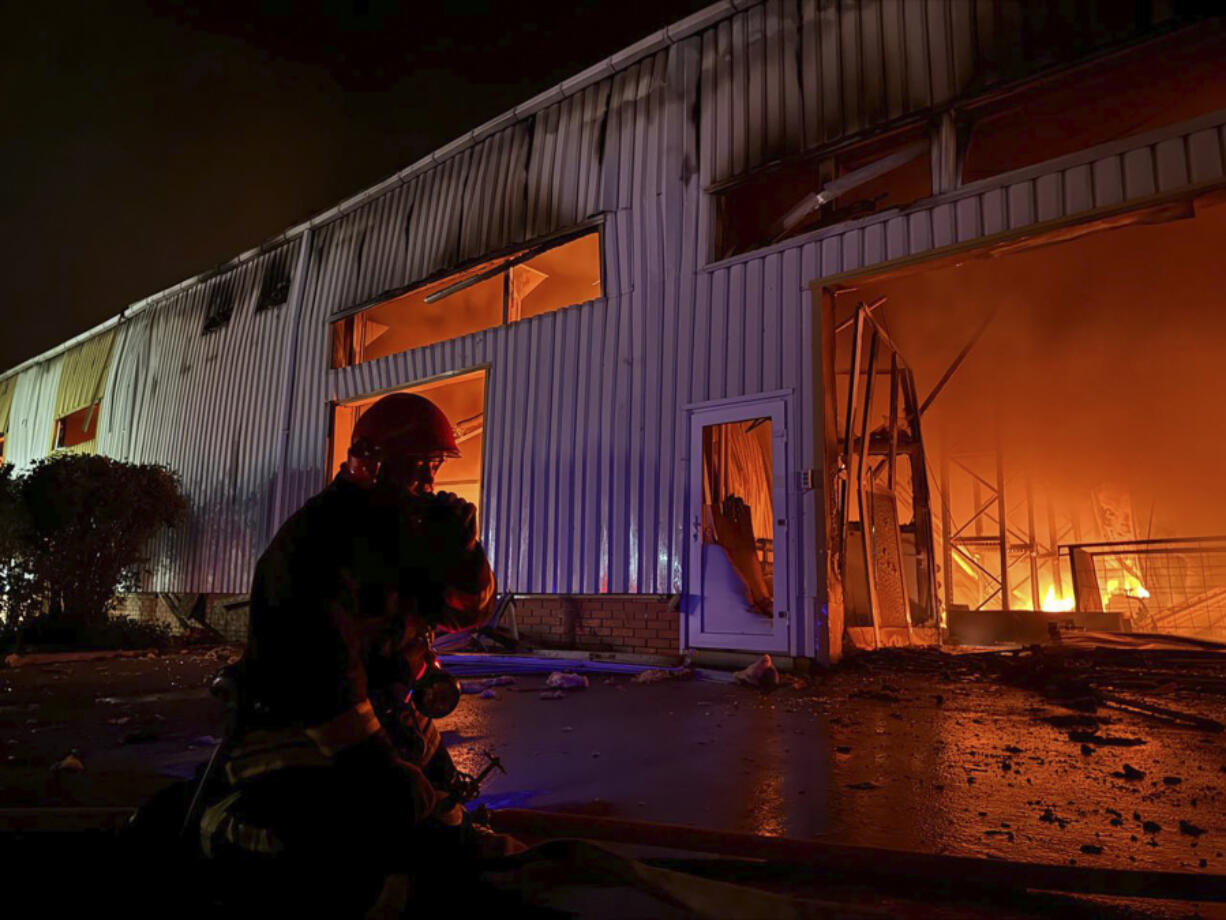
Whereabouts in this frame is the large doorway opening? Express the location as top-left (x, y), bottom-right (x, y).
top-left (329, 368), bottom-right (487, 515)
top-left (832, 198), bottom-right (1226, 643)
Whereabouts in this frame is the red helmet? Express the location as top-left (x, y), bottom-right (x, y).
top-left (351, 393), bottom-right (460, 463)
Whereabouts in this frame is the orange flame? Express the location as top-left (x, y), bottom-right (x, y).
top-left (1041, 585), bottom-right (1075, 612)
top-left (1103, 576), bottom-right (1150, 607)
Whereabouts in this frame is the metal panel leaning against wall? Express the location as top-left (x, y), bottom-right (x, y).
top-left (4, 356), bottom-right (63, 470)
top-left (106, 240), bottom-right (304, 593)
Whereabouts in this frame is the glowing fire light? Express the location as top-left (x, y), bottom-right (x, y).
top-left (1103, 577), bottom-right (1150, 607)
top-left (1041, 585), bottom-right (1075, 612)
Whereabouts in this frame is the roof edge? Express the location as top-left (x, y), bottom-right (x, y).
top-left (1, 1), bottom-right (738, 382)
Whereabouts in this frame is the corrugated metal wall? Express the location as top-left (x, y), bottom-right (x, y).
top-left (0, 376), bottom-right (16, 443)
top-left (5, 356), bottom-right (63, 470)
top-left (0, 1), bottom-right (1209, 615)
top-left (702, 0), bottom-right (1184, 186)
top-left (282, 52), bottom-right (677, 595)
top-left (758, 108), bottom-right (1226, 280)
top-left (89, 240), bottom-right (304, 590)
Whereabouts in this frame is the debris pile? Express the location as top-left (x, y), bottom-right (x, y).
top-left (847, 642), bottom-right (1226, 734)
top-left (733, 654), bottom-right (779, 692)
top-left (630, 667), bottom-right (693, 684)
top-left (545, 672), bottom-right (590, 691)
top-left (50, 750), bottom-right (84, 773)
top-left (461, 675), bottom-right (516, 694)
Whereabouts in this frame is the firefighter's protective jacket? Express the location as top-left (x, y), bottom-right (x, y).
top-left (246, 475), bottom-right (491, 730)
top-left (209, 476), bottom-right (494, 844)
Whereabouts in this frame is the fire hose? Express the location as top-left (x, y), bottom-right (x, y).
top-left (484, 809), bottom-right (1226, 903)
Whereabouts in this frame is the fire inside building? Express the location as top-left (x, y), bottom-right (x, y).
top-left (2, 2), bottom-right (1225, 664)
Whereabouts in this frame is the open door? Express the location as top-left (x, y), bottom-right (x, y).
top-left (687, 395), bottom-right (790, 653)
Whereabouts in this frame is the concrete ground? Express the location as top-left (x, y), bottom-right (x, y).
top-left (2, 646), bottom-right (1225, 915)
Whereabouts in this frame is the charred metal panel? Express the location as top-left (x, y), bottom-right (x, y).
top-left (711, 108), bottom-right (1226, 280)
top-left (706, 0), bottom-right (1186, 187)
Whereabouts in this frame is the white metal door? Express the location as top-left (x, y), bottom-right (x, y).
top-left (686, 394), bottom-right (790, 653)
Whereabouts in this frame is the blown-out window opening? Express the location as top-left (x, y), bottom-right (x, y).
top-left (203, 279), bottom-right (237, 334)
top-left (959, 27), bottom-right (1226, 185)
top-left (328, 369), bottom-right (487, 513)
top-left (53, 401), bottom-right (101, 451)
top-left (330, 228), bottom-right (603, 370)
top-left (256, 255), bottom-right (293, 312)
top-left (713, 125), bottom-right (933, 261)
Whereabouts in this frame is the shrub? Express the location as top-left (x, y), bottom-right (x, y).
top-left (0, 613), bottom-right (175, 653)
top-left (7, 455), bottom-right (188, 637)
top-left (0, 464), bottom-right (38, 634)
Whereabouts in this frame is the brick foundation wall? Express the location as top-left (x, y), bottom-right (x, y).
top-left (111, 593), bottom-right (679, 656)
top-left (204, 595), bottom-right (251, 644)
top-left (510, 595), bottom-right (680, 657)
top-left (112, 593), bottom-right (191, 635)
top-left (112, 593), bottom-right (250, 644)
top-left (112, 593), bottom-right (164, 625)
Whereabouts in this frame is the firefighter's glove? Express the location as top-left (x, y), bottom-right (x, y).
top-left (334, 732), bottom-right (440, 825)
top-left (445, 769), bottom-right (480, 805)
top-left (383, 757), bottom-right (441, 824)
top-left (424, 491), bottom-right (479, 554)
top-left (431, 795), bottom-right (466, 828)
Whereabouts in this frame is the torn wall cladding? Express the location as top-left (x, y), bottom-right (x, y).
top-left (712, 24), bottom-right (1226, 258)
top-left (52, 330), bottom-right (116, 455)
top-left (697, 0), bottom-right (1191, 189)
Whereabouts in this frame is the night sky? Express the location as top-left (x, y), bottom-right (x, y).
top-left (0, 0), bottom-right (712, 371)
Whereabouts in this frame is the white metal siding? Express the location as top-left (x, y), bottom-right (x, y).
top-left (86, 241), bottom-right (302, 591)
top-left (5, 356), bottom-right (63, 470)
top-left (0, 2), bottom-right (1209, 612)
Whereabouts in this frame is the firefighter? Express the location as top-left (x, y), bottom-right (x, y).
top-left (196, 392), bottom-right (507, 904)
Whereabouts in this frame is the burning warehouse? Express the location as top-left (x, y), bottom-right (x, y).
top-left (2, 1), bottom-right (1226, 665)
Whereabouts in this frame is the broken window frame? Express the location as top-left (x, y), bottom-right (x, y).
top-left (329, 223), bottom-right (604, 370)
top-left (202, 278), bottom-right (238, 335)
top-left (955, 27), bottom-right (1226, 187)
top-left (53, 401), bottom-right (102, 451)
top-left (709, 122), bottom-right (934, 261)
top-left (255, 251), bottom-right (294, 313)
top-left (326, 367), bottom-right (490, 508)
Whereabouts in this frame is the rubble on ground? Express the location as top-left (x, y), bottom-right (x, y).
top-left (630, 667), bottom-right (692, 684)
top-left (461, 675), bottom-right (516, 694)
top-left (50, 751), bottom-right (84, 772)
top-left (733, 654), bottom-right (779, 691)
top-left (545, 672), bottom-right (589, 690)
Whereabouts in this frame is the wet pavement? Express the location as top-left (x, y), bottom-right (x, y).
top-left (2, 647), bottom-right (1225, 883)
